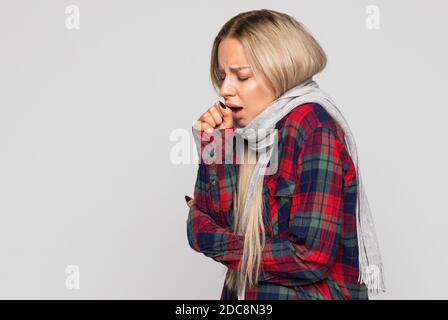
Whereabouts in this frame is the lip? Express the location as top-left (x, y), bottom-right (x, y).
top-left (226, 102), bottom-right (243, 108)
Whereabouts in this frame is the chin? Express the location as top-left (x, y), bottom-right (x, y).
top-left (235, 119), bottom-right (247, 128)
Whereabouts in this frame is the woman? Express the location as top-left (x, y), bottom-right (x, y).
top-left (186, 9), bottom-right (386, 300)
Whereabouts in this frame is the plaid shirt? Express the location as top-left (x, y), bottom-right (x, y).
top-left (187, 102), bottom-right (369, 300)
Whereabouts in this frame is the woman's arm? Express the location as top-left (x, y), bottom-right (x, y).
top-left (187, 126), bottom-right (346, 287)
top-left (191, 126), bottom-right (238, 228)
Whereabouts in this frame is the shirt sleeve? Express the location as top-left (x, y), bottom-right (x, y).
top-left (191, 126), bottom-right (237, 228)
top-left (187, 126), bottom-right (346, 287)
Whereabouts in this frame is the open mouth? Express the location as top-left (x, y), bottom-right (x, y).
top-left (228, 106), bottom-right (244, 118)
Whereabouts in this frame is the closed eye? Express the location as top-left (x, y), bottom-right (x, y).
top-left (218, 76), bottom-right (249, 82)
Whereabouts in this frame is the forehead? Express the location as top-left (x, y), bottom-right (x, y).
top-left (217, 38), bottom-right (251, 71)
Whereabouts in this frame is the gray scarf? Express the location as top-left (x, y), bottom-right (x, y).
top-left (233, 77), bottom-right (386, 297)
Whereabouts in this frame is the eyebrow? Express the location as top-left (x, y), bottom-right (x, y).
top-left (218, 66), bottom-right (252, 72)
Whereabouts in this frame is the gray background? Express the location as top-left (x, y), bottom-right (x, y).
top-left (0, 0), bottom-right (446, 299)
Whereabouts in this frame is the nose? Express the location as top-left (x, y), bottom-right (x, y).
top-left (219, 77), bottom-right (236, 97)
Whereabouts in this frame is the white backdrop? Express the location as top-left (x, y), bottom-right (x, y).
top-left (0, 0), bottom-right (446, 299)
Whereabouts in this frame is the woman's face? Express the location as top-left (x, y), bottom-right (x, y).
top-left (218, 37), bottom-right (276, 127)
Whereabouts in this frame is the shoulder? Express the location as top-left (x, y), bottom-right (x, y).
top-left (270, 103), bottom-right (356, 185)
top-left (277, 102), bottom-right (346, 145)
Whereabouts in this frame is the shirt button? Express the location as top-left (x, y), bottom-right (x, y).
top-left (211, 179), bottom-right (217, 186)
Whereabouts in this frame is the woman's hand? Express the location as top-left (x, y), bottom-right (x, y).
top-left (193, 101), bottom-right (233, 132)
top-left (185, 195), bottom-right (195, 208)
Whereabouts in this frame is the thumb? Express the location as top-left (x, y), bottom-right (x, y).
top-left (218, 101), bottom-right (233, 129)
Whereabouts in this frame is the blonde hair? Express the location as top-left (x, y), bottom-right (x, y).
top-left (209, 9), bottom-right (327, 296)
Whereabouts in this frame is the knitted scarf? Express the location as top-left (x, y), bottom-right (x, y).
top-left (233, 77), bottom-right (386, 298)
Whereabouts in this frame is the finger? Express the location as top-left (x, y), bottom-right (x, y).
top-left (201, 112), bottom-right (217, 128)
top-left (193, 120), bottom-right (202, 131)
top-left (209, 106), bottom-right (223, 127)
top-left (185, 195), bottom-right (194, 208)
top-left (201, 122), bottom-right (214, 133)
top-left (214, 101), bottom-right (225, 117)
top-left (218, 103), bottom-right (234, 128)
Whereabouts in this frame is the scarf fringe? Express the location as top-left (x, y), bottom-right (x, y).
top-left (358, 263), bottom-right (387, 296)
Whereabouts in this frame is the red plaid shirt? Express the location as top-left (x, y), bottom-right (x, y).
top-left (187, 102), bottom-right (369, 300)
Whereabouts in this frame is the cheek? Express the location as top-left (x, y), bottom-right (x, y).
top-left (241, 83), bottom-right (267, 112)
